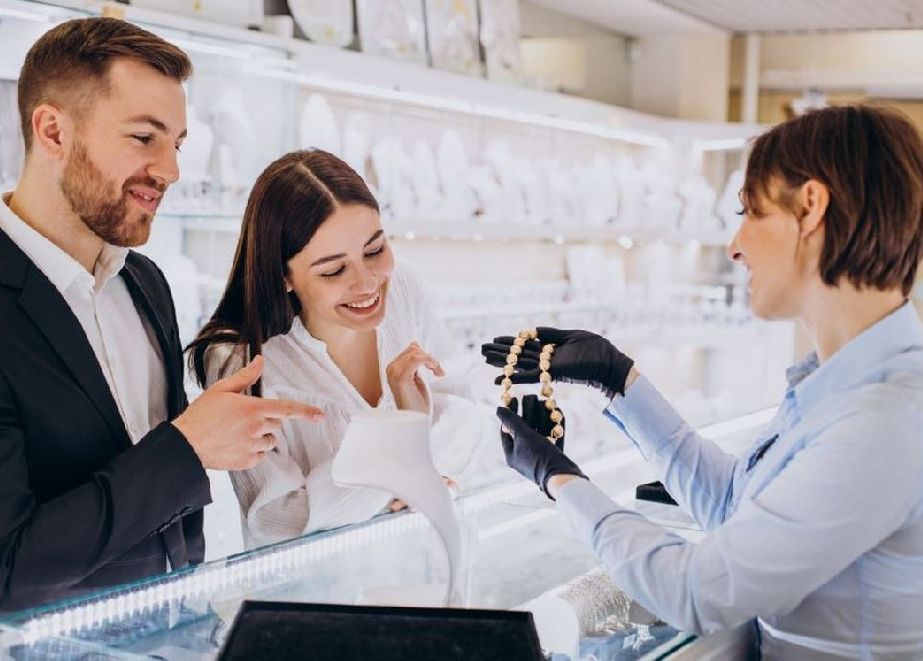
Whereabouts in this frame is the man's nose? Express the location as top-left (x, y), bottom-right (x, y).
top-left (148, 142), bottom-right (180, 186)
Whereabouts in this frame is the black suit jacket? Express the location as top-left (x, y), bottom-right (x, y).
top-left (0, 227), bottom-right (211, 612)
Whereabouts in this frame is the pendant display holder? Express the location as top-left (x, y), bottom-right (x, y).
top-left (331, 409), bottom-right (462, 607)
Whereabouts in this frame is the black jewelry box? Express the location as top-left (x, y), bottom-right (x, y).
top-left (218, 600), bottom-right (545, 661)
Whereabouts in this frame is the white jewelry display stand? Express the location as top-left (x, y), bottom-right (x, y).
top-left (331, 409), bottom-right (462, 607)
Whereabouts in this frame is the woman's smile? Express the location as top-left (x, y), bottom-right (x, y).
top-left (340, 289), bottom-right (383, 317)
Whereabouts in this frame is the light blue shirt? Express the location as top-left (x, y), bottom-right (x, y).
top-left (557, 302), bottom-right (923, 659)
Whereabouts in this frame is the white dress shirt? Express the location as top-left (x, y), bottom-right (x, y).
top-left (204, 263), bottom-right (494, 548)
top-left (0, 193), bottom-right (167, 444)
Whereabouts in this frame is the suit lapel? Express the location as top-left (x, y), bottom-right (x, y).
top-left (121, 257), bottom-right (183, 417)
top-left (18, 265), bottom-right (131, 447)
top-left (120, 258), bottom-right (194, 559)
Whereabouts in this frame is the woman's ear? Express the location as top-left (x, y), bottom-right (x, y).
top-left (798, 179), bottom-right (829, 240)
top-left (283, 277), bottom-right (293, 293)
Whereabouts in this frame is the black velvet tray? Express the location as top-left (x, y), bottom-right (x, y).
top-left (218, 600), bottom-right (545, 661)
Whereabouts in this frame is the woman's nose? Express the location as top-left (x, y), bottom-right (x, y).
top-left (350, 263), bottom-right (378, 293)
top-left (726, 231), bottom-right (743, 263)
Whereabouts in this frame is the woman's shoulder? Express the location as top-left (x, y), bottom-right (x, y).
top-left (202, 341), bottom-right (248, 387)
top-left (388, 261), bottom-right (428, 302)
top-left (387, 261), bottom-right (437, 324)
top-left (260, 327), bottom-right (349, 398)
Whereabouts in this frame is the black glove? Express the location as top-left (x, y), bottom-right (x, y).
top-left (497, 395), bottom-right (586, 499)
top-left (482, 327), bottom-right (635, 400)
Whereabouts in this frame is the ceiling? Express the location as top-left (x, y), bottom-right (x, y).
top-left (655, 0), bottom-right (923, 33)
top-left (526, 0), bottom-right (723, 36)
top-left (528, 0), bottom-right (923, 35)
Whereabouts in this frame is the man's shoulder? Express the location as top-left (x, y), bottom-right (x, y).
top-left (124, 249), bottom-right (164, 279)
top-left (123, 250), bottom-right (172, 297)
top-left (0, 225), bottom-right (29, 289)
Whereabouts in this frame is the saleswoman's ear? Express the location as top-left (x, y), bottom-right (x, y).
top-left (798, 179), bottom-right (829, 240)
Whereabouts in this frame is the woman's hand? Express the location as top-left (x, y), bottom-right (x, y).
top-left (386, 342), bottom-right (445, 413)
top-left (497, 398), bottom-right (585, 500)
top-left (482, 327), bottom-right (635, 400)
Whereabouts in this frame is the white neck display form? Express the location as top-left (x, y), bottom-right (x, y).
top-left (331, 409), bottom-right (462, 606)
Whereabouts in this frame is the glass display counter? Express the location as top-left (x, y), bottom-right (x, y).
top-left (0, 409), bottom-right (772, 660)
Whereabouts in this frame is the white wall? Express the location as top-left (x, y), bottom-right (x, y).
top-left (518, 1), bottom-right (632, 107)
top-left (730, 30), bottom-right (923, 93)
top-left (630, 34), bottom-right (731, 121)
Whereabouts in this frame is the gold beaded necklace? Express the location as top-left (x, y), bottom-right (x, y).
top-left (500, 329), bottom-right (565, 443)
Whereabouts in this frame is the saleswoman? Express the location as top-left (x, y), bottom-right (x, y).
top-left (188, 150), bottom-right (482, 548)
top-left (483, 105), bottom-right (923, 658)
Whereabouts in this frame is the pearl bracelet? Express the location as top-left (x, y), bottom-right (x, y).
top-left (500, 329), bottom-right (564, 443)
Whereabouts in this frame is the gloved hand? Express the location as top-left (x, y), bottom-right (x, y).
top-left (497, 395), bottom-right (586, 499)
top-left (482, 327), bottom-right (635, 400)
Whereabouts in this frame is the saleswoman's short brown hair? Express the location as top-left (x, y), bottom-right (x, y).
top-left (743, 105), bottom-right (923, 296)
top-left (18, 16), bottom-right (192, 151)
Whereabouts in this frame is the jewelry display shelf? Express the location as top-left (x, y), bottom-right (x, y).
top-left (155, 211), bottom-right (737, 248)
top-left (2, 0), bottom-right (756, 258)
top-left (2, 0), bottom-right (691, 146)
top-left (0, 409), bottom-right (772, 660)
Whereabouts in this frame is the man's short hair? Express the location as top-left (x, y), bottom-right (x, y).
top-left (18, 16), bottom-right (192, 151)
top-left (743, 105), bottom-right (923, 296)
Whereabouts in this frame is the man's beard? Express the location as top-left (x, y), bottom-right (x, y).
top-left (60, 140), bottom-right (163, 247)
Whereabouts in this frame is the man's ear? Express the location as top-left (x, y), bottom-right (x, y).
top-left (30, 104), bottom-right (70, 161)
top-left (797, 179), bottom-right (829, 240)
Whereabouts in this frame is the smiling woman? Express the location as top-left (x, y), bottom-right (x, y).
top-left (187, 150), bottom-right (485, 547)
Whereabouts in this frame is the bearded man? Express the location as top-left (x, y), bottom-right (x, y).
top-left (0, 17), bottom-right (322, 611)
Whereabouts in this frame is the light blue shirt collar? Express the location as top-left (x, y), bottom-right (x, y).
top-left (787, 301), bottom-right (923, 412)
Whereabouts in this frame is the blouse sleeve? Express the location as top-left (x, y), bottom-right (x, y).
top-left (203, 344), bottom-right (392, 546)
top-left (201, 342), bottom-right (247, 387)
top-left (229, 442), bottom-right (392, 545)
top-left (230, 398), bottom-right (393, 547)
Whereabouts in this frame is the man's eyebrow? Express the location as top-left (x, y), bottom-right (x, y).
top-left (310, 230), bottom-right (386, 267)
top-left (126, 115), bottom-right (188, 140)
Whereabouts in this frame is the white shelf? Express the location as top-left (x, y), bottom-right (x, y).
top-left (613, 324), bottom-right (757, 349)
top-left (159, 208), bottom-right (243, 219)
top-left (162, 212), bottom-right (734, 247)
top-left (438, 298), bottom-right (732, 319)
top-left (445, 317), bottom-right (760, 349)
top-left (386, 220), bottom-right (734, 247)
top-left (3, 1), bottom-right (758, 150)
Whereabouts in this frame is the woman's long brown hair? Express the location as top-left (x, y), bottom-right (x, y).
top-left (186, 150), bottom-right (379, 394)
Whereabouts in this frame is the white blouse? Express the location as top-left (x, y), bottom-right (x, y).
top-left (204, 264), bottom-right (491, 549)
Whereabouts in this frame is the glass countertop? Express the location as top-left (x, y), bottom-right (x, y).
top-left (0, 409), bottom-right (772, 660)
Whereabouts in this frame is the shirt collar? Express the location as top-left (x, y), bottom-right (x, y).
top-left (787, 301), bottom-right (923, 412)
top-left (785, 351), bottom-right (819, 389)
top-left (289, 315), bottom-right (329, 352)
top-left (0, 192), bottom-right (128, 295)
top-left (94, 242), bottom-right (130, 290)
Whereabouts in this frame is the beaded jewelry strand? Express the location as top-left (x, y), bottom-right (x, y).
top-left (500, 329), bottom-right (564, 443)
